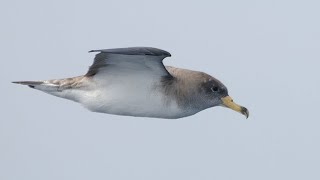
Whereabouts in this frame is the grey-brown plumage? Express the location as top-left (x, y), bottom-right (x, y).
top-left (160, 66), bottom-right (228, 109)
top-left (13, 47), bottom-right (249, 119)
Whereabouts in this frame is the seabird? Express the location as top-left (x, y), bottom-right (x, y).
top-left (13, 47), bottom-right (249, 119)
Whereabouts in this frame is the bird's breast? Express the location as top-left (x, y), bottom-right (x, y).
top-left (79, 75), bottom-right (196, 119)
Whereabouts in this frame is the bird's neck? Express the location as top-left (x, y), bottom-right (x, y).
top-left (160, 67), bottom-right (210, 110)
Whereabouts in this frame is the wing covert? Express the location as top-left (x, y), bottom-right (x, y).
top-left (86, 47), bottom-right (172, 77)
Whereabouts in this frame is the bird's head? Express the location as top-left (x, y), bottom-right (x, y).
top-left (200, 76), bottom-right (249, 118)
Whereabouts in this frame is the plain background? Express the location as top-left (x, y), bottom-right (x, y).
top-left (1, 0), bottom-right (319, 179)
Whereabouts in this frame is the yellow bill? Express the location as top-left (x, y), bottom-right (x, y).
top-left (221, 96), bottom-right (249, 118)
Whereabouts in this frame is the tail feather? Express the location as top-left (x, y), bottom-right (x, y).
top-left (12, 76), bottom-right (86, 92)
top-left (13, 77), bottom-right (86, 102)
top-left (12, 80), bottom-right (60, 91)
top-left (12, 81), bottom-right (44, 88)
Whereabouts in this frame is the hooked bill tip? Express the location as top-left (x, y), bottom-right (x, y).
top-left (241, 107), bottom-right (249, 119)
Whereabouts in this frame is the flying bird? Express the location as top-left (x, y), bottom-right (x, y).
top-left (13, 47), bottom-right (249, 119)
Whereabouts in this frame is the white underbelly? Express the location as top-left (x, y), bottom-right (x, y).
top-left (79, 76), bottom-right (192, 119)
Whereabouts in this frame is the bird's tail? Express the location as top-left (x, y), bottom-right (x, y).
top-left (13, 76), bottom-right (86, 92)
top-left (12, 80), bottom-right (60, 91)
top-left (13, 76), bottom-right (86, 102)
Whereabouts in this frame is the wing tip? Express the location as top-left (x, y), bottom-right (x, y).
top-left (88, 47), bottom-right (171, 57)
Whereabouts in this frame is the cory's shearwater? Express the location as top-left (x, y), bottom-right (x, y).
top-left (13, 47), bottom-right (249, 119)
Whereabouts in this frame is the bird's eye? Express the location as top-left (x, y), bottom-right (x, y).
top-left (211, 86), bottom-right (219, 92)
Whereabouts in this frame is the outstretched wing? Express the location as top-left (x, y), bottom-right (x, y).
top-left (86, 47), bottom-right (172, 77)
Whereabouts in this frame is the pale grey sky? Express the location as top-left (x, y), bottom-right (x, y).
top-left (1, 0), bottom-right (319, 180)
